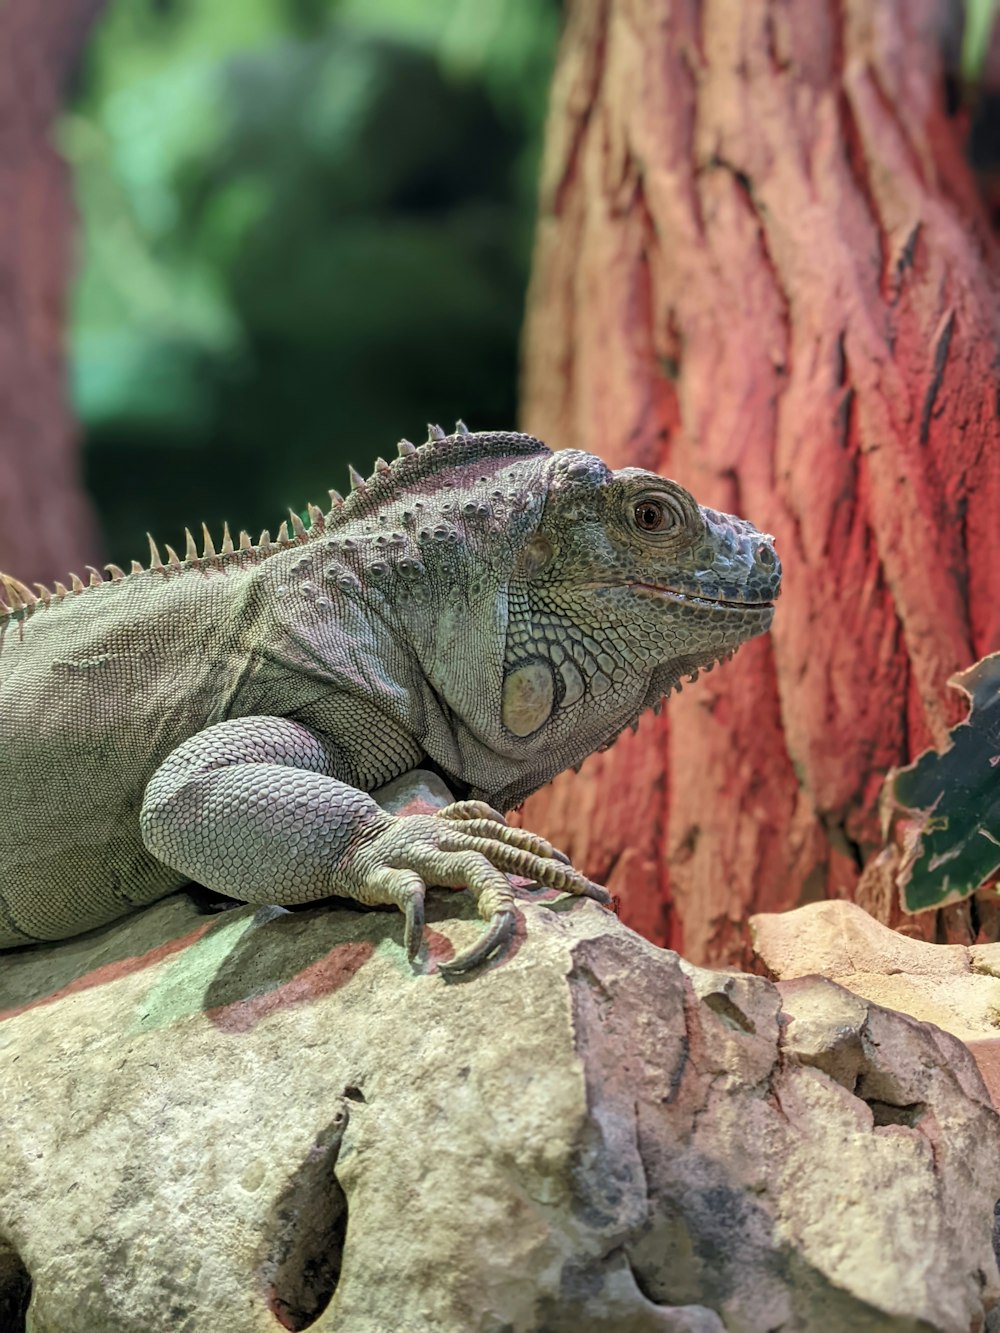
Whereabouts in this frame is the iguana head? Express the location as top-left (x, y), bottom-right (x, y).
top-left (498, 447), bottom-right (779, 739)
top-left (335, 427), bottom-right (780, 807)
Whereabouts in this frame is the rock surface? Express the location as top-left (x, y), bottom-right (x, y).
top-left (1, 877), bottom-right (999, 1331)
top-left (751, 898), bottom-right (1000, 1110)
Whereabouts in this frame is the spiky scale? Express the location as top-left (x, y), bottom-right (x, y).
top-left (105, 565), bottom-right (126, 582)
top-left (130, 561), bottom-right (143, 575)
top-left (70, 573), bottom-right (85, 593)
top-left (239, 530), bottom-right (252, 551)
top-left (147, 535), bottom-right (165, 570)
top-left (374, 457), bottom-right (390, 475)
top-left (397, 438), bottom-right (416, 456)
top-left (53, 581), bottom-right (69, 599)
top-left (258, 530), bottom-right (272, 549)
top-left (328, 489), bottom-right (344, 509)
top-left (276, 521), bottom-right (292, 547)
top-left (427, 423), bottom-right (446, 441)
top-left (220, 523), bottom-right (234, 555)
top-left (184, 529), bottom-right (198, 562)
top-left (33, 584), bottom-right (52, 607)
top-left (307, 504), bottom-right (324, 530)
top-left (201, 524), bottom-right (216, 559)
top-left (289, 510), bottom-right (307, 539)
top-left (348, 465), bottom-right (366, 491)
top-left (456, 419), bottom-right (470, 436)
top-left (164, 546), bottom-right (183, 570)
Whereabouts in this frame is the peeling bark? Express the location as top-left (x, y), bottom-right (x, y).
top-left (518, 0), bottom-right (1000, 964)
top-left (0, 0), bottom-right (104, 585)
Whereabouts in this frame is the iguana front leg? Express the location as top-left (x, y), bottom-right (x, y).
top-left (139, 717), bottom-right (608, 973)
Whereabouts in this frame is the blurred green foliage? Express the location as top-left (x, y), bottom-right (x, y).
top-left (963, 0), bottom-right (1000, 84)
top-left (64, 0), bottom-right (559, 564)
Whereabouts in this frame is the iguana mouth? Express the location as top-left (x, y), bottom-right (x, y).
top-left (628, 582), bottom-right (775, 610)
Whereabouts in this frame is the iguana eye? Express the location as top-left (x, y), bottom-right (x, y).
top-left (633, 498), bottom-right (675, 532)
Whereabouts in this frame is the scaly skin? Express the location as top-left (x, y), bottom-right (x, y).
top-left (0, 426), bottom-right (780, 972)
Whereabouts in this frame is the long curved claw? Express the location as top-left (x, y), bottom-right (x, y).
top-left (404, 892), bottom-right (425, 962)
top-left (579, 880), bottom-right (612, 905)
top-left (437, 909), bottom-right (517, 977)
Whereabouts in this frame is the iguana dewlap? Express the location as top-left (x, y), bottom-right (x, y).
top-left (0, 426), bottom-right (780, 973)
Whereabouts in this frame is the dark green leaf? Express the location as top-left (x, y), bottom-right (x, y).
top-left (885, 653), bottom-right (1000, 913)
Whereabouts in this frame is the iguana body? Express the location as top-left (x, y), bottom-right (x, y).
top-left (0, 426), bottom-right (780, 972)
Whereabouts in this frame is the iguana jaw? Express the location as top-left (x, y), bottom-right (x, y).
top-left (624, 581), bottom-right (776, 611)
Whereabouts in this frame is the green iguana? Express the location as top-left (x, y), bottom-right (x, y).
top-left (0, 426), bottom-right (780, 973)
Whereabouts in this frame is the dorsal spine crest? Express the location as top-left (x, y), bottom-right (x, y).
top-left (0, 428), bottom-right (549, 626)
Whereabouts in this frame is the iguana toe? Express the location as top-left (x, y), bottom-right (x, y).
top-left (438, 800), bottom-right (508, 826)
top-left (437, 817), bottom-right (568, 865)
top-left (364, 862), bottom-right (428, 962)
top-left (451, 833), bottom-right (609, 903)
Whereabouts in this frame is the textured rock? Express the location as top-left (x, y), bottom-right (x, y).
top-left (2, 887), bottom-right (999, 1332)
top-left (751, 899), bottom-right (1000, 1109)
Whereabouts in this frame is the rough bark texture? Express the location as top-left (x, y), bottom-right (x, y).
top-left (518, 0), bottom-right (1000, 965)
top-left (0, 0), bottom-right (103, 586)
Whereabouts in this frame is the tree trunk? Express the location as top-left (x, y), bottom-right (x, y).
top-left (0, 0), bottom-right (104, 586)
top-left (518, 0), bottom-right (1000, 965)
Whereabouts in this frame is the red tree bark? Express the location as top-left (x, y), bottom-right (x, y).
top-left (0, 0), bottom-right (103, 585)
top-left (518, 0), bottom-right (1000, 965)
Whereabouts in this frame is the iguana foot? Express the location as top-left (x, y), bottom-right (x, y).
top-left (351, 805), bottom-right (609, 974)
